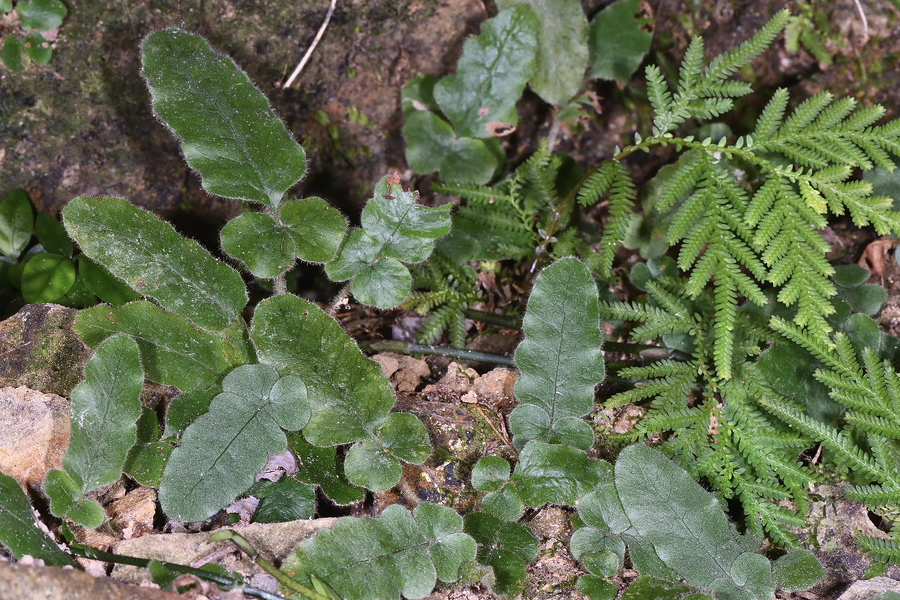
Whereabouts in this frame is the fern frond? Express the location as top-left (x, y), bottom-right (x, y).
top-left (596, 161), bottom-right (637, 278)
top-left (702, 9), bottom-right (791, 84)
top-left (846, 484), bottom-right (900, 507)
top-left (855, 536), bottom-right (900, 563)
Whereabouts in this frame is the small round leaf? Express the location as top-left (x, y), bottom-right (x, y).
top-left (220, 212), bottom-right (296, 278)
top-left (21, 253), bottom-right (75, 302)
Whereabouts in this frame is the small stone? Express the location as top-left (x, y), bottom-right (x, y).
top-left (0, 386), bottom-right (70, 489)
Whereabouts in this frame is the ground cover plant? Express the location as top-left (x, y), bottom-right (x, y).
top-left (2, 2), bottom-right (900, 599)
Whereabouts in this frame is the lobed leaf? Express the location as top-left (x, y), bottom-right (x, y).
top-left (326, 176), bottom-right (451, 307)
top-left (75, 301), bottom-right (249, 392)
top-left (63, 196), bottom-right (247, 331)
top-left (280, 197), bottom-right (347, 263)
top-left (512, 257), bottom-right (604, 449)
top-left (433, 6), bottom-right (538, 138)
top-left (159, 364), bottom-right (309, 522)
top-left (43, 469), bottom-right (105, 529)
top-left (283, 503), bottom-right (476, 600)
top-left (496, 0), bottom-right (588, 105)
top-left (141, 29), bottom-right (306, 208)
top-left (220, 212), bottom-right (296, 278)
top-left (464, 512), bottom-right (539, 598)
top-left (0, 471), bottom-right (76, 566)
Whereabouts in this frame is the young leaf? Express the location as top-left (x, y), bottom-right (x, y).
top-left (43, 469), bottom-right (104, 528)
top-left (250, 477), bottom-right (316, 523)
top-left (0, 36), bottom-right (25, 72)
top-left (402, 110), bottom-right (455, 175)
top-left (220, 212), bottom-right (297, 278)
top-left (495, 0), bottom-right (589, 105)
top-left (587, 0), bottom-right (653, 84)
top-left (282, 503), bottom-right (476, 600)
top-left (511, 257), bottom-right (604, 449)
top-left (63, 334), bottom-right (143, 496)
top-left (326, 176), bottom-right (452, 307)
top-left (63, 196), bottom-right (248, 331)
top-left (288, 433), bottom-right (365, 505)
top-left (34, 213), bottom-right (73, 257)
top-left (124, 408), bottom-right (173, 487)
top-left (433, 6), bottom-right (538, 138)
top-left (75, 301), bottom-right (249, 392)
top-left (0, 188), bottom-right (34, 260)
top-left (159, 364), bottom-right (309, 523)
top-left (771, 549), bottom-right (825, 592)
top-left (280, 197), bottom-right (347, 263)
top-left (21, 253), bottom-right (75, 303)
top-left (23, 31), bottom-right (52, 65)
top-left (141, 29), bottom-right (306, 209)
top-left (0, 471), bottom-right (76, 567)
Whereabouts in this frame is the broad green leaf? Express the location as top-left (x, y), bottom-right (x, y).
top-left (512, 441), bottom-right (610, 506)
top-left (63, 334), bottom-right (143, 496)
top-left (0, 35), bottom-right (25, 71)
top-left (251, 294), bottom-right (397, 446)
top-left (402, 110), bottom-right (454, 174)
top-left (496, 0), bottom-right (589, 105)
top-left (250, 477), bottom-right (316, 523)
top-left (76, 301), bottom-right (248, 392)
top-left (284, 504), bottom-right (475, 600)
top-left (471, 456), bottom-right (512, 493)
top-left (21, 253), bottom-right (75, 302)
top-left (512, 257), bottom-right (604, 449)
top-left (569, 528), bottom-right (624, 575)
top-left (377, 412), bottom-right (432, 464)
top-left (440, 137), bottom-right (500, 184)
top-left (401, 74), bottom-right (441, 118)
top-left (163, 387), bottom-right (217, 439)
top-left (326, 176), bottom-right (452, 307)
top-left (220, 212), bottom-right (297, 278)
top-left (281, 197), bottom-right (347, 263)
top-left (34, 213), bottom-right (72, 256)
top-left (587, 0), bottom-right (653, 84)
top-left (17, 0), bottom-right (66, 30)
top-left (464, 512), bottom-right (538, 598)
top-left (0, 471), bottom-right (76, 566)
top-left (0, 189), bottom-right (34, 259)
top-left (577, 575), bottom-right (617, 600)
top-left (77, 255), bottom-right (142, 306)
top-left (159, 364), bottom-right (309, 522)
top-left (433, 6), bottom-right (538, 138)
top-left (63, 196), bottom-right (247, 331)
top-left (43, 469), bottom-right (105, 528)
top-left (142, 29), bottom-right (306, 208)
top-left (23, 32), bottom-right (52, 64)
top-left (343, 438), bottom-right (402, 492)
top-left (288, 433), bottom-right (365, 505)
top-left (771, 549), bottom-right (825, 591)
top-left (614, 444), bottom-right (773, 597)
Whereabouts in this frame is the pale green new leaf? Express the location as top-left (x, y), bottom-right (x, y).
top-left (220, 212), bottom-right (296, 278)
top-left (326, 176), bottom-right (451, 308)
top-left (43, 469), bottom-right (104, 529)
top-left (63, 196), bottom-right (247, 331)
top-left (283, 503), bottom-right (476, 600)
top-left (159, 364), bottom-right (309, 523)
top-left (0, 188), bottom-right (33, 260)
top-left (21, 253), bottom-right (75, 303)
top-left (512, 257), bottom-right (604, 449)
top-left (141, 29), bottom-right (306, 208)
top-left (250, 294), bottom-right (397, 446)
top-left (433, 6), bottom-right (538, 138)
top-left (496, 0), bottom-right (588, 105)
top-left (587, 0), bottom-right (653, 84)
top-left (0, 471), bottom-right (76, 566)
top-left (17, 0), bottom-right (66, 31)
top-left (64, 334), bottom-right (143, 495)
top-left (280, 197), bottom-right (347, 263)
top-left (75, 301), bottom-right (249, 392)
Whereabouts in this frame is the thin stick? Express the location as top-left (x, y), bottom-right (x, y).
top-left (283, 0), bottom-right (337, 88)
top-left (852, 0), bottom-right (869, 44)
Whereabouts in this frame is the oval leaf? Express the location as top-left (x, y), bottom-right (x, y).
top-left (281, 197), bottom-right (347, 263)
top-left (0, 189), bottom-right (34, 259)
top-left (17, 0), bottom-right (66, 30)
top-left (220, 212), bottom-right (297, 278)
top-left (402, 110), bottom-right (454, 175)
top-left (63, 196), bottom-right (247, 331)
top-left (159, 364), bottom-right (309, 522)
top-left (142, 29), bottom-right (306, 208)
top-left (21, 253), bottom-right (75, 303)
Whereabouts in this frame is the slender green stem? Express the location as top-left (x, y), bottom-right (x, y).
top-left (66, 542), bottom-right (290, 600)
top-left (361, 340), bottom-right (515, 366)
top-left (210, 530), bottom-right (335, 600)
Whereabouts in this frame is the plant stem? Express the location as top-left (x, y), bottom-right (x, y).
top-left (210, 530), bottom-right (334, 600)
top-left (66, 542), bottom-right (291, 600)
top-left (361, 340), bottom-right (515, 366)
